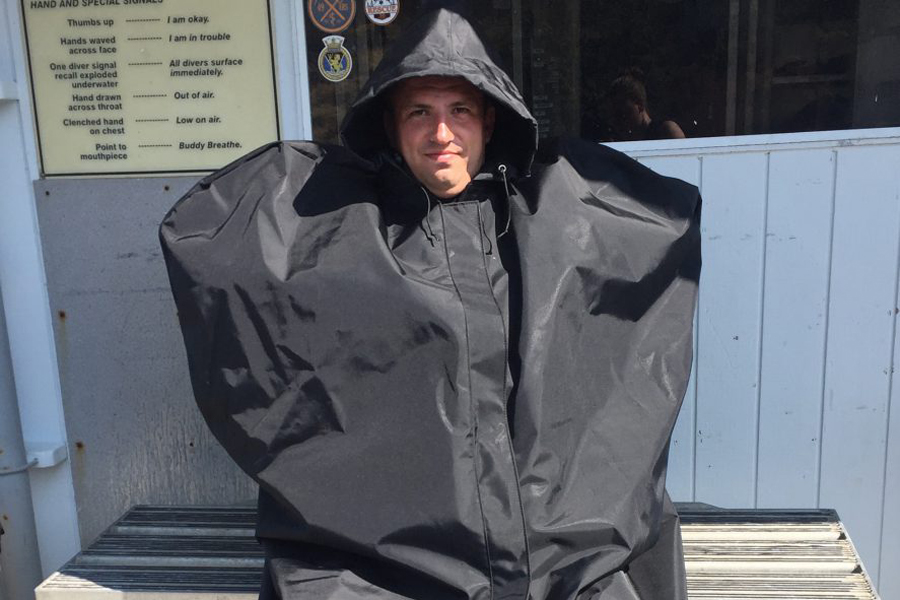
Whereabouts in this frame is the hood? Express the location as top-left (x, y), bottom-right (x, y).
top-left (339, 8), bottom-right (538, 177)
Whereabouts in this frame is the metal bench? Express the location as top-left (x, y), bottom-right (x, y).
top-left (36, 505), bottom-right (880, 599)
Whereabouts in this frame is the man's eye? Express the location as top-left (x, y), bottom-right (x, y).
top-left (453, 106), bottom-right (472, 115)
top-left (408, 109), bottom-right (427, 117)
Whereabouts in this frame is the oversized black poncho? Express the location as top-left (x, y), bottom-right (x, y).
top-left (161, 8), bottom-right (701, 599)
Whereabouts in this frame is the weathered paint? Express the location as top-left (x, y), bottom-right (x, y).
top-left (637, 156), bottom-right (703, 503)
top-left (818, 145), bottom-right (900, 586)
top-left (694, 152), bottom-right (767, 508)
top-left (617, 133), bottom-right (900, 598)
top-left (879, 254), bottom-right (900, 596)
top-left (0, 0), bottom-right (81, 576)
top-left (35, 177), bottom-right (259, 546)
top-left (757, 149), bottom-right (835, 508)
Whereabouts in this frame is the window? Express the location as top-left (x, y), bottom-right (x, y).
top-left (305, 0), bottom-right (900, 143)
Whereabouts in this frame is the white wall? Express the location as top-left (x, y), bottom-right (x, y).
top-left (613, 128), bottom-right (900, 598)
top-left (0, 0), bottom-right (81, 576)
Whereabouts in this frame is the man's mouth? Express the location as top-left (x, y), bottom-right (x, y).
top-left (424, 149), bottom-right (460, 162)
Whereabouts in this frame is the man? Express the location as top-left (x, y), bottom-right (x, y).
top-left (606, 68), bottom-right (686, 142)
top-left (385, 76), bottom-right (495, 198)
top-left (161, 8), bottom-right (700, 600)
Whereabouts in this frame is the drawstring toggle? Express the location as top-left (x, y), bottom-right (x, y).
top-left (497, 164), bottom-right (513, 239)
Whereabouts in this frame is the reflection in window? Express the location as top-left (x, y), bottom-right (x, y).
top-left (305, 0), bottom-right (900, 144)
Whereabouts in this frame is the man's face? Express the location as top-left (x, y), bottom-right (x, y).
top-left (388, 76), bottom-right (495, 198)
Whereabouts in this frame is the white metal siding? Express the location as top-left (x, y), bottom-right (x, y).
top-left (621, 131), bottom-right (900, 598)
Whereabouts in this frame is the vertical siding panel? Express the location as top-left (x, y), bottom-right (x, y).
top-left (819, 145), bottom-right (900, 584)
top-left (693, 152), bottom-right (768, 507)
top-left (637, 156), bottom-right (702, 501)
top-left (878, 239), bottom-right (900, 599)
top-left (756, 150), bottom-right (835, 508)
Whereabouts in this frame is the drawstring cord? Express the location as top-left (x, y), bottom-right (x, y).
top-left (420, 188), bottom-right (437, 247)
top-left (483, 164), bottom-right (513, 255)
top-left (481, 204), bottom-right (494, 255)
top-left (497, 164), bottom-right (512, 239)
top-left (417, 164), bottom-right (512, 251)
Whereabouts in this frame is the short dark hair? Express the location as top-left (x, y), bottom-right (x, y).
top-left (607, 67), bottom-right (648, 107)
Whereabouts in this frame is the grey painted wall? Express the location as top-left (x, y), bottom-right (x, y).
top-left (625, 133), bottom-right (900, 598)
top-left (35, 177), bottom-right (256, 546)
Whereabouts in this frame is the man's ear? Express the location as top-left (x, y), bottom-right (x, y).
top-left (484, 104), bottom-right (496, 143)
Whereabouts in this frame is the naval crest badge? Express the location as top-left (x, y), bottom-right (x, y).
top-left (364, 0), bottom-right (399, 25)
top-left (318, 35), bottom-right (353, 82)
top-left (308, 0), bottom-right (356, 33)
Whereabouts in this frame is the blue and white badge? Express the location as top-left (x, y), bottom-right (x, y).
top-left (364, 0), bottom-right (399, 26)
top-left (308, 0), bottom-right (356, 33)
top-left (318, 35), bottom-right (353, 82)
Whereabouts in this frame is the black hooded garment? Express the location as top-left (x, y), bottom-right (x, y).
top-left (160, 9), bottom-right (701, 600)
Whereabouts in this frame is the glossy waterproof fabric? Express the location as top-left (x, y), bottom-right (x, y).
top-left (160, 9), bottom-right (701, 600)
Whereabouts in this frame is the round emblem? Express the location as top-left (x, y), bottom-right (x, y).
top-left (308, 0), bottom-right (356, 33)
top-left (364, 0), bottom-right (399, 25)
top-left (318, 35), bottom-right (353, 82)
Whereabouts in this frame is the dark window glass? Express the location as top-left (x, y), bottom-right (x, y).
top-left (305, 0), bottom-right (900, 143)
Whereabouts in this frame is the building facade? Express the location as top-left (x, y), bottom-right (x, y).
top-left (1, 0), bottom-right (899, 597)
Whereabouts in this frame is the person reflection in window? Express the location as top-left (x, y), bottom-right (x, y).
top-left (607, 68), bottom-right (686, 141)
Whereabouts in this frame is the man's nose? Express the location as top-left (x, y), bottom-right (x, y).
top-left (432, 120), bottom-right (454, 144)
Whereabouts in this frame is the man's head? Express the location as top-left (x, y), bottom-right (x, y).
top-left (606, 69), bottom-right (650, 139)
top-left (385, 76), bottom-right (495, 198)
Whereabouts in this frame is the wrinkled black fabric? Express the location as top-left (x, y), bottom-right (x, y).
top-left (160, 8), bottom-right (700, 600)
